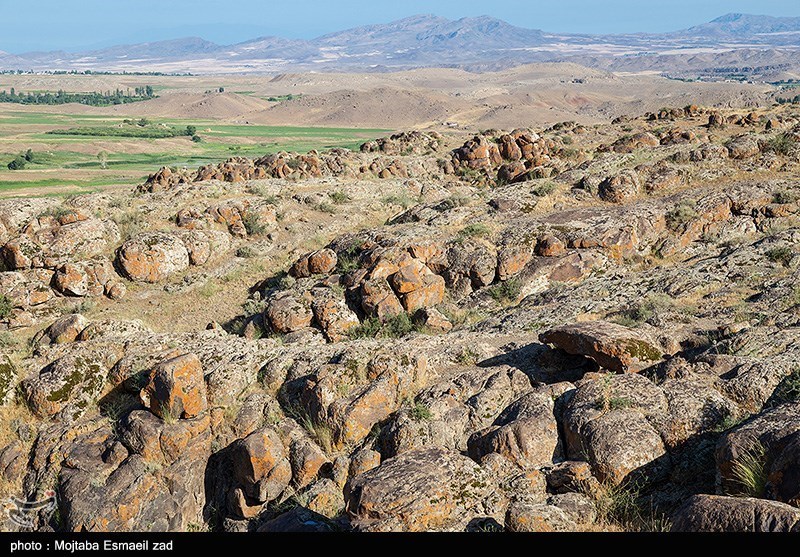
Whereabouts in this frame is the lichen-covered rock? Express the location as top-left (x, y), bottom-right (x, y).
top-left (540, 321), bottom-right (664, 373)
top-left (598, 172), bottom-right (640, 203)
top-left (290, 248), bottom-right (338, 278)
top-left (22, 354), bottom-right (111, 419)
top-left (52, 258), bottom-right (122, 298)
top-left (35, 313), bottom-right (89, 346)
top-left (116, 232), bottom-right (190, 283)
top-left (562, 372), bottom-right (669, 484)
top-left (141, 353), bottom-right (207, 420)
top-left (230, 427), bottom-right (292, 516)
top-left (716, 402), bottom-right (800, 497)
top-left (726, 134), bottom-right (761, 159)
top-left (671, 495), bottom-right (800, 532)
top-left (346, 448), bottom-right (503, 532)
top-left (505, 500), bottom-right (578, 532)
top-left (311, 289), bottom-right (360, 342)
top-left (468, 391), bottom-right (561, 469)
top-left (265, 291), bottom-right (314, 334)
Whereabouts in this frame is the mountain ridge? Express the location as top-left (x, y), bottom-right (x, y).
top-left (1, 13), bottom-right (798, 76)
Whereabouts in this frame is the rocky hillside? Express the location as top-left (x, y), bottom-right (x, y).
top-left (1, 102), bottom-right (800, 532)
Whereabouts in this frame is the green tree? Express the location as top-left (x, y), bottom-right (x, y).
top-left (186, 125), bottom-right (197, 136)
top-left (218, 86), bottom-right (225, 93)
top-left (7, 155), bottom-right (26, 170)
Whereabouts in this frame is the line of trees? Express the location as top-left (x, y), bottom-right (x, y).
top-left (0, 69), bottom-right (192, 76)
top-left (0, 87), bottom-right (156, 106)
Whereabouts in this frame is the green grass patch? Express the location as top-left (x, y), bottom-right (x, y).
top-left (488, 277), bottom-right (523, 305)
top-left (347, 313), bottom-right (424, 340)
top-left (766, 246), bottom-right (794, 267)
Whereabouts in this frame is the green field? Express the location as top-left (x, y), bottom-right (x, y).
top-left (0, 110), bottom-right (387, 196)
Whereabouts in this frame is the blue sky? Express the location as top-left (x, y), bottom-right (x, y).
top-left (2, 0), bottom-right (799, 53)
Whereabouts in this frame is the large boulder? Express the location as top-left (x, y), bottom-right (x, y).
top-left (310, 289), bottom-right (360, 342)
top-left (230, 427), bottom-right (292, 517)
top-left (671, 495), bottom-right (800, 532)
top-left (35, 313), bottom-right (89, 346)
top-left (725, 135), bottom-right (761, 159)
top-left (468, 391), bottom-right (561, 469)
top-left (328, 354), bottom-right (427, 448)
top-left (56, 414), bottom-right (211, 531)
top-left (562, 373), bottom-right (669, 485)
top-left (141, 353), bottom-right (207, 420)
top-left (265, 291), bottom-right (314, 334)
top-left (598, 172), bottom-right (640, 203)
top-left (539, 321), bottom-right (663, 373)
top-left (52, 258), bottom-right (122, 298)
top-left (346, 448), bottom-right (503, 531)
top-left (290, 249), bottom-right (338, 278)
top-left (22, 353), bottom-right (112, 419)
top-left (116, 232), bottom-right (190, 283)
top-left (716, 402), bottom-right (800, 497)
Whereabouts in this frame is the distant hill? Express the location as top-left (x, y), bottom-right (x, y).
top-left (1, 13), bottom-right (798, 78)
top-left (688, 13), bottom-right (800, 36)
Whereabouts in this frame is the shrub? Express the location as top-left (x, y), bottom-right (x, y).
top-left (729, 440), bottom-right (767, 498)
top-left (7, 155), bottom-right (26, 170)
top-left (439, 194), bottom-right (471, 210)
top-left (766, 246), bottom-right (794, 267)
top-left (0, 295), bottom-right (12, 319)
top-left (328, 191), bottom-right (351, 205)
top-left (242, 212), bottom-right (267, 236)
top-left (235, 246), bottom-right (257, 258)
top-left (458, 223), bottom-right (491, 239)
top-left (594, 481), bottom-right (671, 532)
top-left (665, 201), bottom-right (698, 231)
top-left (611, 293), bottom-right (675, 328)
top-left (771, 367), bottom-right (800, 405)
top-left (0, 331), bottom-right (17, 347)
top-left (409, 402), bottom-right (432, 422)
top-left (532, 182), bottom-right (556, 197)
top-left (113, 210), bottom-right (146, 241)
top-left (335, 242), bottom-right (363, 274)
top-left (381, 194), bottom-right (414, 209)
top-left (488, 277), bottom-right (523, 305)
top-left (347, 313), bottom-right (423, 340)
top-left (763, 133), bottom-right (794, 156)
top-left (38, 205), bottom-right (73, 219)
top-left (455, 348), bottom-right (481, 365)
top-left (773, 190), bottom-right (799, 204)
top-left (314, 202), bottom-right (336, 215)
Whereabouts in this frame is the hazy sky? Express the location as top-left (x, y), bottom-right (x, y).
top-left (3, 0), bottom-right (799, 53)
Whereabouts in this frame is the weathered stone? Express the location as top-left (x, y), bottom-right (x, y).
top-left (598, 172), bottom-right (640, 203)
top-left (290, 248), bottom-right (338, 278)
top-left (468, 392), bottom-right (561, 469)
top-left (346, 448), bottom-right (503, 532)
top-left (265, 292), bottom-right (314, 334)
top-left (411, 307), bottom-right (452, 333)
top-left (116, 233), bottom-right (190, 283)
top-left (141, 353), bottom-right (207, 420)
top-left (22, 354), bottom-right (110, 419)
top-left (540, 321), bottom-right (663, 373)
top-left (360, 277), bottom-right (404, 320)
top-left (231, 427), bottom-right (292, 508)
top-left (716, 402), bottom-right (800, 496)
top-left (671, 495), bottom-right (800, 532)
top-left (36, 313), bottom-right (89, 345)
top-left (505, 500), bottom-right (578, 532)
